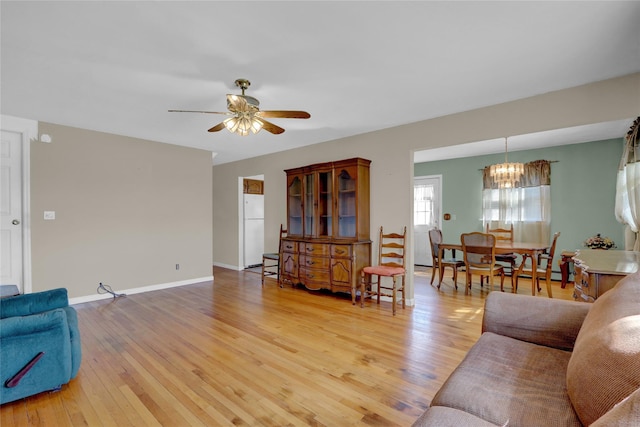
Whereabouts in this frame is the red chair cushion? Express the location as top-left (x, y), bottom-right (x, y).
top-left (363, 266), bottom-right (405, 276)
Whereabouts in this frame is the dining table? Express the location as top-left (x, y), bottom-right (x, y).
top-left (438, 241), bottom-right (551, 296)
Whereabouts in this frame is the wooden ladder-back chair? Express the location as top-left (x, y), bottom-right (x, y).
top-left (261, 224), bottom-right (287, 286)
top-left (359, 226), bottom-right (407, 315)
top-left (515, 232), bottom-right (560, 298)
top-left (428, 228), bottom-right (464, 290)
top-left (485, 223), bottom-right (518, 277)
top-left (461, 232), bottom-right (505, 295)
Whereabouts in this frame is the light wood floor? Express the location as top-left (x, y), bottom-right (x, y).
top-left (1, 267), bottom-right (577, 426)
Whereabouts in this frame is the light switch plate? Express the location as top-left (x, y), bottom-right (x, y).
top-left (44, 211), bottom-right (56, 220)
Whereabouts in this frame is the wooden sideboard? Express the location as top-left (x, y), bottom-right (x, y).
top-left (280, 158), bottom-right (371, 294)
top-left (281, 238), bottom-right (371, 294)
top-left (572, 249), bottom-right (640, 302)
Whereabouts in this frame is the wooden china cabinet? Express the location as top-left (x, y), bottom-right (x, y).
top-left (280, 157), bottom-right (371, 295)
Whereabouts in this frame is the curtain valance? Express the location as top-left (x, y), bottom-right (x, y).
top-left (482, 160), bottom-right (551, 190)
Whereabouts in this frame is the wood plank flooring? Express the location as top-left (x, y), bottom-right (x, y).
top-left (1, 267), bottom-right (577, 426)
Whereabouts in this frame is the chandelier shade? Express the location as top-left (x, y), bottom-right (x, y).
top-left (490, 137), bottom-right (524, 188)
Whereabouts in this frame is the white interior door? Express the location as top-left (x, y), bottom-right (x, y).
top-left (413, 176), bottom-right (441, 266)
top-left (0, 115), bottom-right (35, 292)
top-left (1, 130), bottom-right (24, 288)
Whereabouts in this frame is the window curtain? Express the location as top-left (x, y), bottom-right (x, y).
top-left (482, 160), bottom-right (551, 243)
top-left (615, 117), bottom-right (640, 251)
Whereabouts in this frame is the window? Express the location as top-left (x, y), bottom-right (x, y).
top-left (482, 160), bottom-right (551, 242)
top-left (414, 184), bottom-right (434, 226)
top-left (615, 117), bottom-right (639, 250)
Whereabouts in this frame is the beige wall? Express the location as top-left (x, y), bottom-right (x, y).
top-left (31, 123), bottom-right (213, 299)
top-left (212, 72), bottom-right (640, 304)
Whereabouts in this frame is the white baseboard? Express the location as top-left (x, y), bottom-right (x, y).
top-left (69, 276), bottom-right (214, 305)
top-left (212, 261), bottom-right (243, 271)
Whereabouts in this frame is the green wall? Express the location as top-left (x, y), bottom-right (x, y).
top-left (414, 138), bottom-right (625, 263)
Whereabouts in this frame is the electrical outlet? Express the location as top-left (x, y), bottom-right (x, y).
top-left (176, 264), bottom-right (180, 270)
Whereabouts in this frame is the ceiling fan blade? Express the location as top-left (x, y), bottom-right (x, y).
top-left (168, 109), bottom-right (230, 115)
top-left (207, 122), bottom-right (226, 132)
top-left (259, 119), bottom-right (285, 135)
top-left (258, 110), bottom-right (310, 119)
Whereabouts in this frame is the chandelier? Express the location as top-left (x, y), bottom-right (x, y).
top-left (489, 137), bottom-right (524, 189)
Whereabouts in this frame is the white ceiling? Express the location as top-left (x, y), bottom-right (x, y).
top-left (2, 1), bottom-right (639, 165)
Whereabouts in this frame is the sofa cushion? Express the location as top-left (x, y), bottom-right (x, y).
top-left (566, 270), bottom-right (640, 426)
top-left (431, 332), bottom-right (580, 427)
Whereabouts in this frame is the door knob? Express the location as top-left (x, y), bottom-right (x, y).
top-left (12, 219), bottom-right (20, 225)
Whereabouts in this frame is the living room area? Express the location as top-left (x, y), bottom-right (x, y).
top-left (2, 1), bottom-right (640, 425)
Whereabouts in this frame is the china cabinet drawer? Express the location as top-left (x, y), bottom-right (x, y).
top-left (300, 255), bottom-right (330, 270)
top-left (282, 240), bottom-right (298, 253)
top-left (301, 243), bottom-right (330, 256)
top-left (331, 244), bottom-right (352, 258)
top-left (300, 268), bottom-right (330, 283)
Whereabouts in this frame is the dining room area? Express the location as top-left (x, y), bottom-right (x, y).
top-left (413, 118), bottom-right (640, 302)
top-left (428, 227), bottom-right (559, 297)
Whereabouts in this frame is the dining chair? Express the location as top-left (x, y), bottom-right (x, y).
top-left (515, 232), bottom-right (560, 298)
top-left (428, 228), bottom-right (464, 290)
top-left (261, 224), bottom-right (287, 286)
top-left (485, 223), bottom-right (517, 290)
top-left (485, 223), bottom-right (518, 278)
top-left (359, 226), bottom-right (406, 315)
top-left (461, 232), bottom-right (505, 295)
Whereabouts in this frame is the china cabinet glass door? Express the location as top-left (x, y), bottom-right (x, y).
top-left (287, 176), bottom-right (303, 236)
top-left (337, 169), bottom-right (356, 238)
top-left (304, 172), bottom-right (315, 237)
top-left (318, 170), bottom-right (333, 238)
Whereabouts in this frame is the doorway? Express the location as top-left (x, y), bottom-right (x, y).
top-left (240, 175), bottom-right (265, 269)
top-left (0, 115), bottom-right (36, 293)
top-left (413, 175), bottom-right (442, 266)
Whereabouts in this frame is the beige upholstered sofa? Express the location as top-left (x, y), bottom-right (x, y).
top-left (413, 270), bottom-right (640, 426)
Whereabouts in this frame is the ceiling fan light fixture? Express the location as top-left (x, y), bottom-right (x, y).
top-left (223, 114), bottom-right (263, 136)
top-left (251, 117), bottom-right (264, 134)
top-left (169, 78), bottom-right (309, 136)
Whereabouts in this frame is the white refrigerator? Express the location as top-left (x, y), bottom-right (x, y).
top-left (243, 194), bottom-right (265, 268)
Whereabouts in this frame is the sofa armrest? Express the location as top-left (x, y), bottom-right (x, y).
top-left (482, 292), bottom-right (591, 351)
top-left (591, 386), bottom-right (640, 426)
top-left (1, 309), bottom-right (73, 404)
top-left (0, 288), bottom-right (69, 319)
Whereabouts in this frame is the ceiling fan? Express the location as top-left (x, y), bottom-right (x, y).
top-left (168, 79), bottom-right (310, 136)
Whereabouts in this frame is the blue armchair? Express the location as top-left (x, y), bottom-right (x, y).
top-left (1, 288), bottom-right (82, 404)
